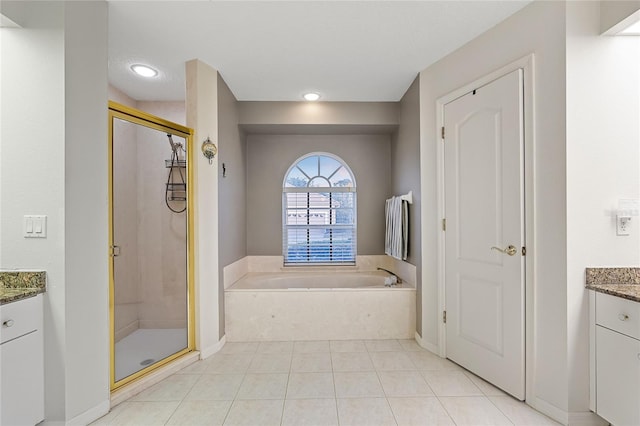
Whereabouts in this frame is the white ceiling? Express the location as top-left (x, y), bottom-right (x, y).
top-left (108, 1), bottom-right (532, 102)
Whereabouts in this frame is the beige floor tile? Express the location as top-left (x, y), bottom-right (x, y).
top-left (223, 399), bottom-right (283, 426)
top-left (110, 401), bottom-right (180, 426)
top-left (257, 341), bottom-right (294, 354)
top-left (185, 374), bottom-right (244, 401)
top-left (398, 339), bottom-right (426, 352)
top-left (291, 352), bottom-right (332, 372)
top-left (166, 400), bottom-right (232, 426)
top-left (282, 399), bottom-right (339, 426)
top-left (462, 371), bottom-right (507, 396)
top-left (407, 352), bottom-right (462, 371)
top-left (287, 372), bottom-right (335, 399)
top-left (293, 340), bottom-right (330, 353)
top-left (220, 342), bottom-right (259, 354)
top-left (90, 402), bottom-right (129, 425)
top-left (365, 339), bottom-right (403, 352)
top-left (336, 398), bottom-right (396, 426)
top-left (248, 353), bottom-right (292, 373)
top-left (236, 373), bottom-right (288, 400)
top-left (205, 353), bottom-right (254, 374)
top-left (421, 371), bottom-right (483, 397)
top-left (378, 371), bottom-right (434, 397)
top-left (439, 396), bottom-right (512, 426)
top-left (387, 397), bottom-right (455, 425)
top-left (489, 396), bottom-right (561, 425)
top-left (330, 340), bottom-right (367, 353)
top-left (370, 351), bottom-right (416, 371)
top-left (331, 352), bottom-right (374, 372)
top-left (334, 371), bottom-right (385, 398)
top-left (131, 374), bottom-right (199, 401)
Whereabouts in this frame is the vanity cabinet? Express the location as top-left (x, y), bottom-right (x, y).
top-left (592, 292), bottom-right (640, 426)
top-left (0, 295), bottom-right (44, 426)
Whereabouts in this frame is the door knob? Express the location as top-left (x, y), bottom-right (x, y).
top-left (491, 245), bottom-right (517, 256)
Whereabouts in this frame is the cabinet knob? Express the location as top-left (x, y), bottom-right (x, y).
top-left (618, 313), bottom-right (630, 321)
top-left (2, 319), bottom-right (14, 327)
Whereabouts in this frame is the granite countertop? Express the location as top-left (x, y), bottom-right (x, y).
top-left (0, 271), bottom-right (46, 305)
top-left (585, 267), bottom-right (640, 303)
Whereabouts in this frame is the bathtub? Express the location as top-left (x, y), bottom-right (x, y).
top-left (225, 271), bottom-right (416, 341)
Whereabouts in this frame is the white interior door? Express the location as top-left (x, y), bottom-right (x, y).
top-left (444, 69), bottom-right (525, 399)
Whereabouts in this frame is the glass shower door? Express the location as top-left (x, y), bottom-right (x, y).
top-left (109, 102), bottom-right (194, 389)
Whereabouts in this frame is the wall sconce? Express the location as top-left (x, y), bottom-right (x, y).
top-left (201, 137), bottom-right (217, 165)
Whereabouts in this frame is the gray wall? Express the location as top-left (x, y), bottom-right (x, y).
top-left (240, 101), bottom-right (399, 126)
top-left (218, 75), bottom-right (246, 336)
top-left (391, 76), bottom-right (421, 334)
top-left (246, 134), bottom-right (391, 256)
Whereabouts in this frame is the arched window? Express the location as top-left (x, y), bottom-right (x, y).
top-left (283, 153), bottom-right (357, 265)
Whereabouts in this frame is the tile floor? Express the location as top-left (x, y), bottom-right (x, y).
top-left (93, 340), bottom-right (560, 426)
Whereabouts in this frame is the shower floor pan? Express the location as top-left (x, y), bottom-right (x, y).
top-left (115, 328), bottom-right (187, 382)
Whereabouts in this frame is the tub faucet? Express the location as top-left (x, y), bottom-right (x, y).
top-left (377, 267), bottom-right (402, 284)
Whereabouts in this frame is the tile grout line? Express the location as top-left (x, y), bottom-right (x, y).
top-left (373, 340), bottom-right (400, 426)
top-left (221, 346), bottom-right (257, 425)
top-left (328, 344), bottom-right (341, 426)
top-left (278, 347), bottom-right (293, 426)
top-left (484, 393), bottom-right (518, 426)
top-left (163, 371), bottom-right (203, 425)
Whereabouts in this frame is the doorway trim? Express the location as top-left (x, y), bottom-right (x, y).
top-left (108, 101), bottom-right (196, 391)
top-left (435, 54), bottom-right (535, 402)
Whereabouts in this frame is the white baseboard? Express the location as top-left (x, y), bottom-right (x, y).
top-left (528, 396), bottom-right (568, 425)
top-left (200, 335), bottom-right (226, 359)
top-left (568, 411), bottom-right (608, 426)
top-left (66, 399), bottom-right (110, 426)
top-left (414, 331), bottom-right (439, 355)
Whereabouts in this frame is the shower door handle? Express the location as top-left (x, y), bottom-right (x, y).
top-left (110, 245), bottom-right (121, 257)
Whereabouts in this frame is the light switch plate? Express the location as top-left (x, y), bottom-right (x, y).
top-left (23, 215), bottom-right (47, 238)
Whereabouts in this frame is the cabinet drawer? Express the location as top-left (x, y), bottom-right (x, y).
top-left (0, 295), bottom-right (42, 344)
top-left (596, 292), bottom-right (640, 340)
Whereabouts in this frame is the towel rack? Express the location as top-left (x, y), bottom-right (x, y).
top-left (388, 190), bottom-right (413, 204)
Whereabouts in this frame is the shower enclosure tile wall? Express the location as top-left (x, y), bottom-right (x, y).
top-left (113, 102), bottom-right (187, 341)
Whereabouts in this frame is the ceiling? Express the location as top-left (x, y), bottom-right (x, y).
top-left (108, 1), bottom-right (532, 102)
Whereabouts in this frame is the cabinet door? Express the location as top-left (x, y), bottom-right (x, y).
top-left (0, 330), bottom-right (44, 426)
top-left (596, 325), bottom-right (640, 426)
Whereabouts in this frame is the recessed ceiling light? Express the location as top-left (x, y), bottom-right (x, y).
top-left (303, 92), bottom-right (321, 101)
top-left (131, 64), bottom-right (158, 78)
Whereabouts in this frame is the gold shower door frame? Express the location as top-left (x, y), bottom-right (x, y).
top-left (108, 101), bottom-right (195, 391)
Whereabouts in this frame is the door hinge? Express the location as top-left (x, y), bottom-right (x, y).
top-left (442, 218), bottom-right (446, 231)
top-left (522, 246), bottom-right (527, 256)
top-left (443, 310), bottom-right (447, 324)
top-left (441, 126), bottom-right (445, 139)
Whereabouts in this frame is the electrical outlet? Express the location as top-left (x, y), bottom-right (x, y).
top-left (617, 215), bottom-right (631, 236)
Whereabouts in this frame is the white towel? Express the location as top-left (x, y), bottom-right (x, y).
top-left (385, 196), bottom-right (408, 260)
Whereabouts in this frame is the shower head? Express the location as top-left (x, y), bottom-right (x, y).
top-left (167, 134), bottom-right (177, 152)
top-left (167, 134), bottom-right (184, 153)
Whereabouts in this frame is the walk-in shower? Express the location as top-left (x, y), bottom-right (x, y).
top-left (108, 102), bottom-right (194, 390)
